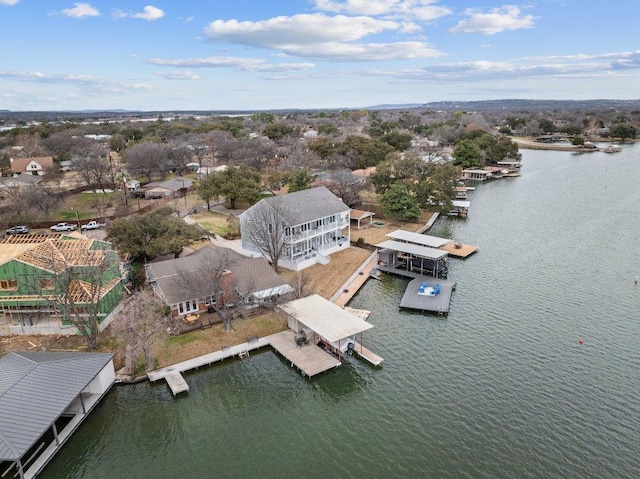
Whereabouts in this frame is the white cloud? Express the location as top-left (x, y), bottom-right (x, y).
top-left (315, 0), bottom-right (452, 21)
top-left (150, 56), bottom-right (316, 73)
top-left (204, 14), bottom-right (398, 46)
top-left (281, 41), bottom-right (442, 61)
top-left (156, 71), bottom-right (200, 80)
top-left (203, 13), bottom-right (442, 61)
top-left (113, 5), bottom-right (164, 21)
top-left (449, 6), bottom-right (535, 35)
top-left (0, 70), bottom-right (152, 94)
top-left (0, 0), bottom-right (19, 6)
top-left (132, 5), bottom-right (164, 21)
top-left (58, 3), bottom-right (100, 18)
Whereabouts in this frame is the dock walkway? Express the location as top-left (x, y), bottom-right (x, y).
top-left (353, 341), bottom-right (384, 366)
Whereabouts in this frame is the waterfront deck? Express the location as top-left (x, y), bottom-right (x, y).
top-left (399, 276), bottom-right (456, 314)
top-left (440, 242), bottom-right (478, 258)
top-left (267, 330), bottom-right (341, 377)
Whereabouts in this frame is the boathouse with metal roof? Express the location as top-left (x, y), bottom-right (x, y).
top-left (0, 351), bottom-right (115, 479)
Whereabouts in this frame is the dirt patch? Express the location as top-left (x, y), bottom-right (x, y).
top-left (1, 334), bottom-right (87, 354)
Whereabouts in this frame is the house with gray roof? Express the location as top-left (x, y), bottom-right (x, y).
top-left (140, 177), bottom-right (193, 199)
top-left (145, 245), bottom-right (294, 318)
top-left (0, 351), bottom-right (115, 479)
top-left (239, 186), bottom-right (351, 271)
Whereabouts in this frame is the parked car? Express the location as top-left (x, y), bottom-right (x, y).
top-left (50, 222), bottom-right (77, 232)
top-left (6, 225), bottom-right (29, 235)
top-left (80, 221), bottom-right (106, 231)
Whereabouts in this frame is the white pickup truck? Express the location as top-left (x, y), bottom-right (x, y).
top-left (80, 221), bottom-right (106, 231)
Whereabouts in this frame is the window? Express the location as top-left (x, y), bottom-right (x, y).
top-left (178, 299), bottom-right (198, 315)
top-left (0, 279), bottom-right (17, 290)
top-left (39, 278), bottom-right (55, 290)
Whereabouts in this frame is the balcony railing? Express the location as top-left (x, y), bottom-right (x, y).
top-left (285, 219), bottom-right (349, 243)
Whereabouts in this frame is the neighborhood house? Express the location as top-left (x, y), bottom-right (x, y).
top-left (145, 245), bottom-right (294, 318)
top-left (9, 156), bottom-right (54, 176)
top-left (240, 186), bottom-right (351, 271)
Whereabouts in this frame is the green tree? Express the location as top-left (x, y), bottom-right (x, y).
top-left (317, 124), bottom-right (340, 136)
top-left (611, 124), bottom-right (636, 140)
top-left (288, 168), bottom-right (314, 192)
top-left (452, 139), bottom-right (483, 169)
top-left (381, 130), bottom-right (413, 151)
top-left (379, 183), bottom-right (420, 222)
top-left (197, 165), bottom-right (262, 209)
top-left (538, 118), bottom-right (557, 133)
top-left (106, 206), bottom-right (204, 263)
top-left (263, 122), bottom-right (297, 141)
top-left (571, 136), bottom-right (585, 146)
top-left (415, 162), bottom-right (459, 213)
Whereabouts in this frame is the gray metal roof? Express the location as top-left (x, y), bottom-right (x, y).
top-left (0, 351), bottom-right (113, 461)
top-left (146, 245), bottom-right (292, 304)
top-left (258, 186), bottom-right (350, 226)
top-left (279, 294), bottom-right (373, 342)
top-left (144, 177), bottom-right (193, 192)
top-left (376, 240), bottom-right (448, 260)
top-left (386, 230), bottom-right (452, 248)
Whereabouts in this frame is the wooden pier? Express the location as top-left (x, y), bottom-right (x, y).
top-left (165, 371), bottom-right (189, 395)
top-left (440, 242), bottom-right (478, 258)
top-left (267, 330), bottom-right (341, 377)
top-left (147, 337), bottom-right (270, 391)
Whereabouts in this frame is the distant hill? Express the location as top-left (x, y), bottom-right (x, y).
top-left (420, 99), bottom-right (640, 111)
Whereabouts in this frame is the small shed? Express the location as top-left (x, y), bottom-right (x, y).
top-left (350, 209), bottom-right (375, 229)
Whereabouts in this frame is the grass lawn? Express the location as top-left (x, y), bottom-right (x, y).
top-left (153, 311), bottom-right (287, 368)
top-left (189, 210), bottom-right (234, 237)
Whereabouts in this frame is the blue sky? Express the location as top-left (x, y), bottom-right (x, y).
top-left (0, 0), bottom-right (638, 111)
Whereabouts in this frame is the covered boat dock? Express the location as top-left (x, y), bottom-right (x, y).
top-left (387, 229), bottom-right (478, 259)
top-left (376, 239), bottom-right (449, 278)
top-left (279, 294), bottom-right (381, 367)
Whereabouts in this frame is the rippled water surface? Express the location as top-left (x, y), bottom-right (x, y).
top-left (43, 145), bottom-right (640, 479)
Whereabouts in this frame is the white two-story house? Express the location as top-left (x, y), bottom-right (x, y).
top-left (240, 186), bottom-right (351, 271)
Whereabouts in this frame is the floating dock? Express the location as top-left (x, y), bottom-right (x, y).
top-left (399, 276), bottom-right (456, 314)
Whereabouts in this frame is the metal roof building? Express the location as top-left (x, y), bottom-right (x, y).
top-left (0, 351), bottom-right (115, 479)
top-left (279, 294), bottom-right (373, 344)
top-left (386, 229), bottom-right (453, 249)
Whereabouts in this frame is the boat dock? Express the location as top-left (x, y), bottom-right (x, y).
top-left (147, 337), bottom-right (270, 394)
top-left (267, 330), bottom-right (341, 377)
top-left (440, 242), bottom-right (478, 258)
top-left (399, 276), bottom-right (456, 314)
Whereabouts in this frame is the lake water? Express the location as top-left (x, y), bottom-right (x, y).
top-left (42, 144), bottom-right (640, 479)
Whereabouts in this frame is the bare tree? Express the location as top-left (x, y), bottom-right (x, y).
top-left (122, 142), bottom-right (170, 181)
top-left (241, 200), bottom-right (293, 273)
top-left (109, 289), bottom-right (167, 374)
top-left (288, 271), bottom-right (314, 299)
top-left (327, 170), bottom-right (367, 208)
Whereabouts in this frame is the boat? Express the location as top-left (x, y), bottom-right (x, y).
top-left (603, 145), bottom-right (622, 153)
